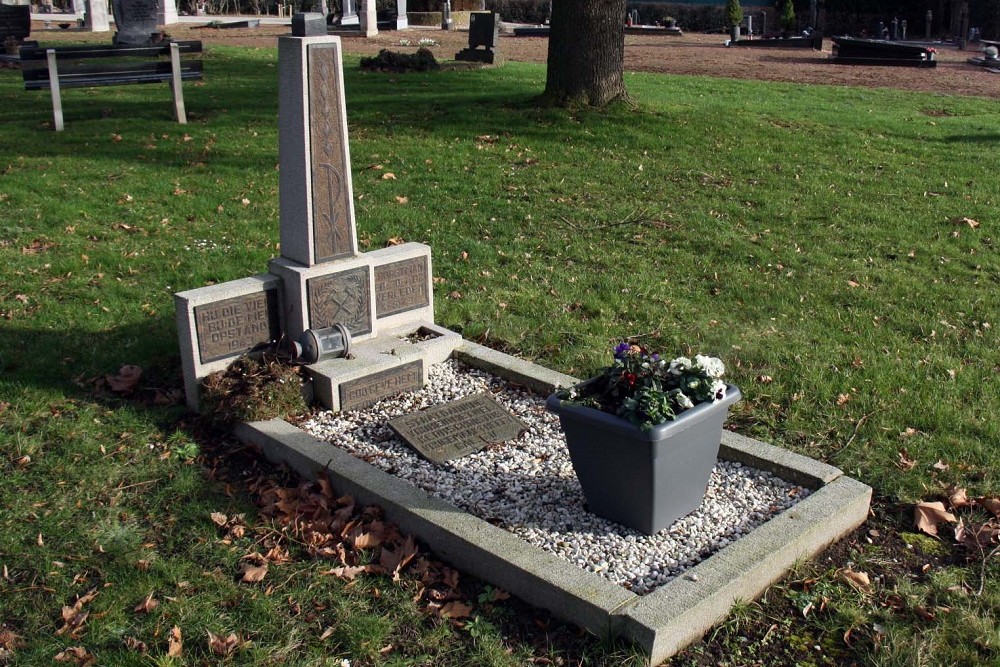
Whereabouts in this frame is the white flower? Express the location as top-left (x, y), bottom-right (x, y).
top-left (668, 356), bottom-right (693, 376)
top-left (710, 379), bottom-right (727, 402)
top-left (340, 660), bottom-right (351, 667)
top-left (695, 354), bottom-right (725, 379)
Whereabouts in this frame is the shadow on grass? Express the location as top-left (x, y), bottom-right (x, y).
top-left (0, 317), bottom-right (182, 396)
top-left (1, 50), bottom-right (679, 167)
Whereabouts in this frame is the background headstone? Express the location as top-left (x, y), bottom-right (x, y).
top-left (339, 0), bottom-right (358, 25)
top-left (157, 0), bottom-right (178, 26)
top-left (111, 0), bottom-right (158, 45)
top-left (84, 0), bottom-right (110, 31)
top-left (394, 0), bottom-right (407, 29)
top-left (360, 0), bottom-right (376, 36)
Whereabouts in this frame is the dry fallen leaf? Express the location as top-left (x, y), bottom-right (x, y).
top-left (836, 393), bottom-right (851, 406)
top-left (242, 564), bottom-right (268, 583)
top-left (207, 631), bottom-right (240, 656)
top-left (914, 501), bottom-right (957, 536)
top-left (106, 365), bottom-right (142, 394)
top-left (123, 636), bottom-right (148, 652)
top-left (839, 568), bottom-right (872, 592)
top-left (168, 626), bottom-right (183, 658)
top-left (386, 236), bottom-right (404, 246)
top-left (932, 459), bottom-right (949, 471)
top-left (896, 449), bottom-right (917, 471)
top-left (133, 592), bottom-right (158, 614)
top-left (949, 488), bottom-right (969, 509)
top-left (381, 172), bottom-right (396, 180)
top-left (54, 646), bottom-right (94, 665)
top-left (394, 195), bottom-right (409, 204)
top-left (210, 512), bottom-right (228, 528)
top-left (949, 216), bottom-right (980, 228)
top-left (980, 498), bottom-right (1000, 518)
top-left (439, 600), bottom-right (474, 619)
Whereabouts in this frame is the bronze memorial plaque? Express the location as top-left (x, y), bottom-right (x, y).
top-left (339, 361), bottom-right (423, 411)
top-left (194, 290), bottom-right (280, 364)
top-left (374, 256), bottom-right (429, 318)
top-left (308, 43), bottom-right (354, 263)
top-left (307, 266), bottom-right (372, 336)
top-left (388, 392), bottom-right (528, 465)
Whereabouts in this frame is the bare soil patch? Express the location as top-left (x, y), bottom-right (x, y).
top-left (42, 21), bottom-right (995, 99)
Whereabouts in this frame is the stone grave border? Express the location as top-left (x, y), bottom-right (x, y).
top-left (235, 338), bottom-right (872, 666)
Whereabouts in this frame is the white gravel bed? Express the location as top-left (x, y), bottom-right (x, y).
top-left (301, 359), bottom-right (809, 595)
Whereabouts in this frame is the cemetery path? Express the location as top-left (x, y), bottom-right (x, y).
top-left (111, 22), bottom-right (1000, 100)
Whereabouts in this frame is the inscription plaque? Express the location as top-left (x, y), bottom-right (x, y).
top-left (388, 392), bottom-right (528, 465)
top-left (307, 266), bottom-right (372, 336)
top-left (375, 256), bottom-right (429, 318)
top-left (309, 43), bottom-right (354, 263)
top-left (340, 361), bottom-right (423, 411)
top-left (194, 290), bottom-right (280, 364)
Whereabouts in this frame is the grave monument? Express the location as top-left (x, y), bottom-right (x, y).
top-left (175, 15), bottom-right (872, 665)
top-left (177, 12), bottom-right (449, 413)
top-left (455, 11), bottom-right (500, 63)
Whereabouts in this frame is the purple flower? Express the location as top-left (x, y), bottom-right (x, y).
top-left (613, 342), bottom-right (631, 359)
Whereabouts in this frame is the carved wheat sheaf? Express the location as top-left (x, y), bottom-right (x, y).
top-left (309, 45), bottom-right (353, 262)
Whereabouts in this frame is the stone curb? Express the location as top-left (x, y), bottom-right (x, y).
top-left (234, 344), bottom-right (872, 665)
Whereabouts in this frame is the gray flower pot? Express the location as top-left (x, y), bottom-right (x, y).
top-left (546, 385), bottom-right (741, 535)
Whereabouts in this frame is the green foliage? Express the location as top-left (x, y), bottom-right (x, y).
top-left (359, 47), bottom-right (439, 72)
top-left (778, 0), bottom-right (796, 31)
top-left (726, 0), bottom-right (744, 27)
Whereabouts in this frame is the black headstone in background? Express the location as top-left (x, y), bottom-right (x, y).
top-left (455, 11), bottom-right (499, 64)
top-left (111, 0), bottom-right (159, 46)
top-left (467, 11), bottom-right (498, 49)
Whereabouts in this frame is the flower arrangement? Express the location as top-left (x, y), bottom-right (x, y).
top-left (560, 342), bottom-right (728, 430)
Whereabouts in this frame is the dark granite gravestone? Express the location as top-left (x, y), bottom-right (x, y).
top-left (831, 36), bottom-right (937, 67)
top-left (455, 12), bottom-right (499, 64)
top-left (111, 0), bottom-right (159, 46)
top-left (388, 392), bottom-right (527, 464)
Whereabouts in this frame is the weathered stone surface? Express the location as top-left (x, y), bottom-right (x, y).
top-left (375, 256), bottom-right (429, 318)
top-left (339, 360), bottom-right (423, 410)
top-left (308, 42), bottom-right (355, 262)
top-left (389, 392), bottom-right (527, 464)
top-left (307, 265), bottom-right (372, 336)
top-left (194, 290), bottom-right (280, 364)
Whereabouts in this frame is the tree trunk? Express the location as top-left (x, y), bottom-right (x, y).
top-left (543, 0), bottom-right (628, 107)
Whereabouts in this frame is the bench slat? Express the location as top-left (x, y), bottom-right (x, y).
top-left (24, 62), bottom-right (203, 89)
top-left (19, 40), bottom-right (203, 62)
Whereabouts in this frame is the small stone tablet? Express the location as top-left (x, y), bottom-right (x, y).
top-left (388, 392), bottom-right (527, 465)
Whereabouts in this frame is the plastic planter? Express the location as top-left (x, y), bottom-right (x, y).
top-left (546, 385), bottom-right (741, 535)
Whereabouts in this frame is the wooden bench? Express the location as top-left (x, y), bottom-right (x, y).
top-left (19, 40), bottom-right (203, 131)
top-left (0, 5), bottom-right (31, 45)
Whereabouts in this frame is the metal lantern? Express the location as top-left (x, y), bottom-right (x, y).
top-left (293, 323), bottom-right (351, 364)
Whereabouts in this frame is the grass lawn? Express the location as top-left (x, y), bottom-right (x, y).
top-left (1, 43), bottom-right (999, 665)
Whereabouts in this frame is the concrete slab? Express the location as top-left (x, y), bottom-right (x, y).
top-left (234, 343), bottom-right (871, 664)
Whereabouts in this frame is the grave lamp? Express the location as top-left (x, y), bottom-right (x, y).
top-left (293, 323), bottom-right (352, 364)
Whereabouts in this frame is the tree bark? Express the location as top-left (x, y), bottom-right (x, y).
top-left (543, 0), bottom-right (628, 107)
